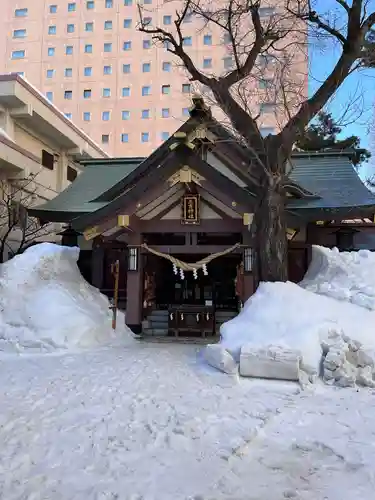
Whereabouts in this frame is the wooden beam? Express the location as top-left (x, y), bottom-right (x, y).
top-left (195, 184), bottom-right (246, 215)
top-left (181, 146), bottom-right (256, 208)
top-left (139, 218), bottom-right (243, 233)
top-left (140, 245), bottom-right (243, 255)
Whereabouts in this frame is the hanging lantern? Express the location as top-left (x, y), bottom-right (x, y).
top-left (179, 268), bottom-right (185, 280)
top-left (193, 268), bottom-right (198, 279)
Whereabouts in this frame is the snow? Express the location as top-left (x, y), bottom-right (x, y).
top-left (0, 244), bottom-right (375, 496)
top-left (1, 345), bottom-right (375, 499)
top-left (0, 243), bottom-right (134, 352)
top-left (219, 246), bottom-right (375, 387)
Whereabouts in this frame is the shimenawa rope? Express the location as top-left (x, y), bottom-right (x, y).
top-left (141, 242), bottom-right (241, 272)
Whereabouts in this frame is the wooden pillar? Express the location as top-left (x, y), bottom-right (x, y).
top-left (125, 233), bottom-right (143, 334)
top-left (91, 239), bottom-right (104, 290)
top-left (243, 274), bottom-right (255, 302)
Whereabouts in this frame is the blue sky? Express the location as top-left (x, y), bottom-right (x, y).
top-left (309, 0), bottom-right (375, 177)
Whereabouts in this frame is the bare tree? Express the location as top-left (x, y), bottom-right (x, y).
top-left (0, 174), bottom-right (56, 263)
top-left (138, 0), bottom-right (375, 282)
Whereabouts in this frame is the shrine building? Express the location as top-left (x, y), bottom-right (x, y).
top-left (29, 98), bottom-right (375, 339)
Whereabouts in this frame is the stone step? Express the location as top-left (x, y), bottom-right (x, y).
top-left (143, 328), bottom-right (169, 336)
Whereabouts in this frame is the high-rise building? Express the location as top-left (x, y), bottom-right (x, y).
top-left (0, 1), bottom-right (306, 156)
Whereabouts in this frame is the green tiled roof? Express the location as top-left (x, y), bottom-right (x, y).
top-left (29, 159), bottom-right (143, 221)
top-left (287, 153), bottom-right (375, 212)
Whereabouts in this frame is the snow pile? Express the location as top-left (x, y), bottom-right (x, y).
top-left (0, 243), bottom-right (134, 352)
top-left (300, 245), bottom-right (375, 310)
top-left (210, 246), bottom-right (375, 388)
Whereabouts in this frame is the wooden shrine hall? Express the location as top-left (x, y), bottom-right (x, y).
top-left (29, 98), bottom-right (375, 338)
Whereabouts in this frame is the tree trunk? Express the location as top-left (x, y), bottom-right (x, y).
top-left (254, 177), bottom-right (288, 283)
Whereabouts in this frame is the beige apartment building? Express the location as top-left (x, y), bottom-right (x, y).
top-left (0, 1), bottom-right (307, 157)
top-left (0, 73), bottom-right (108, 260)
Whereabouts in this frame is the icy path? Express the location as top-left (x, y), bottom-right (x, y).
top-left (0, 344), bottom-right (374, 500)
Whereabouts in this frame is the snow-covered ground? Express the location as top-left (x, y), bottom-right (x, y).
top-left (1, 343), bottom-right (375, 500)
top-left (1, 243), bottom-right (375, 498)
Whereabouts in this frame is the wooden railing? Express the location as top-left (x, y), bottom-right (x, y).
top-left (168, 305), bottom-right (215, 338)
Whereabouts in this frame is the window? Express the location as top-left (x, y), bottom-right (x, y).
top-left (260, 127), bottom-right (275, 137)
top-left (143, 17), bottom-right (152, 26)
top-left (42, 149), bottom-right (55, 170)
top-left (122, 64), bottom-right (131, 74)
top-left (67, 166), bottom-right (78, 182)
top-left (50, 5), bottom-right (57, 13)
top-left (163, 15), bottom-right (171, 25)
top-left (68, 3), bottom-right (76, 12)
top-left (102, 88), bottom-right (111, 97)
top-left (124, 19), bottom-right (132, 28)
top-left (144, 0), bottom-right (152, 4)
top-left (259, 102), bottom-right (276, 113)
top-left (86, 1), bottom-right (95, 9)
top-left (141, 109), bottom-right (150, 119)
top-left (64, 90), bottom-right (73, 99)
top-left (83, 112), bottom-right (91, 121)
top-left (162, 61), bottom-right (171, 72)
top-left (183, 12), bottom-right (193, 23)
top-left (46, 92), bottom-right (53, 101)
top-left (203, 58), bottom-right (212, 68)
top-left (104, 20), bottom-right (112, 30)
top-left (13, 29), bottom-right (27, 38)
top-left (182, 83), bottom-right (191, 93)
top-left (259, 54), bottom-right (276, 67)
top-left (15, 8), bottom-right (28, 17)
top-left (85, 22), bottom-right (94, 32)
top-left (163, 40), bottom-right (171, 50)
top-left (66, 46), bottom-right (73, 55)
top-left (65, 68), bottom-right (73, 77)
top-left (11, 50), bottom-right (25, 60)
top-left (46, 69), bottom-right (54, 78)
top-left (259, 78), bottom-right (272, 89)
top-left (123, 41), bottom-right (132, 51)
top-left (142, 62), bottom-right (151, 72)
top-left (182, 107), bottom-right (189, 116)
top-left (84, 66), bottom-right (92, 76)
top-left (65, 113), bottom-right (72, 119)
top-left (161, 131), bottom-right (169, 141)
top-left (104, 43), bottom-right (112, 52)
top-left (48, 47), bottom-right (55, 56)
top-left (141, 132), bottom-right (149, 143)
top-left (48, 26), bottom-right (57, 35)
top-left (102, 111), bottom-right (110, 121)
top-left (105, 0), bottom-right (113, 7)
top-left (16, 72), bottom-right (25, 77)
top-left (203, 34), bottom-right (212, 45)
top-left (42, 150), bottom-right (54, 170)
top-left (83, 89), bottom-right (92, 98)
top-left (143, 39), bottom-right (151, 49)
top-left (223, 33), bottom-right (231, 44)
top-left (121, 133), bottom-right (129, 142)
top-left (85, 44), bottom-right (93, 53)
top-left (161, 85), bottom-right (170, 94)
top-left (259, 7), bottom-right (275, 17)
top-left (142, 86), bottom-right (151, 96)
top-left (182, 36), bottom-right (192, 46)
top-left (161, 108), bottom-right (170, 118)
top-left (223, 56), bottom-right (233, 69)
top-left (122, 87), bottom-right (130, 96)
top-left (124, 0), bottom-right (132, 4)
top-left (122, 110), bottom-right (130, 120)
top-left (67, 24), bottom-right (75, 33)
top-left (102, 134), bottom-right (110, 144)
